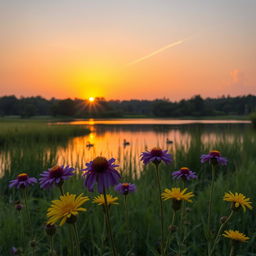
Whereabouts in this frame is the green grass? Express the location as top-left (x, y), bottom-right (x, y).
top-left (0, 121), bottom-right (90, 145)
top-left (0, 123), bottom-right (256, 255)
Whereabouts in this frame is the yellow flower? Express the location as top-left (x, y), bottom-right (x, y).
top-left (223, 192), bottom-right (252, 212)
top-left (161, 187), bottom-right (194, 202)
top-left (223, 230), bottom-right (249, 242)
top-left (47, 193), bottom-right (89, 226)
top-left (93, 194), bottom-right (118, 206)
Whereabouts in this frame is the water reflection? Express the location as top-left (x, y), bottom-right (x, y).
top-left (0, 120), bottom-right (253, 179)
top-left (55, 122), bottom-right (251, 176)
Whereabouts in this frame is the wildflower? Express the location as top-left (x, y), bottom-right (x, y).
top-left (141, 147), bottom-right (172, 165)
top-left (82, 157), bottom-right (121, 193)
top-left (223, 230), bottom-right (249, 242)
top-left (9, 173), bottom-right (37, 189)
top-left (10, 247), bottom-right (21, 255)
top-left (93, 194), bottom-right (119, 206)
top-left (224, 192), bottom-right (252, 212)
top-left (47, 193), bottom-right (89, 226)
top-left (200, 150), bottom-right (227, 165)
top-left (115, 183), bottom-right (136, 195)
top-left (172, 167), bottom-right (197, 181)
top-left (162, 187), bottom-right (194, 210)
top-left (39, 165), bottom-right (75, 189)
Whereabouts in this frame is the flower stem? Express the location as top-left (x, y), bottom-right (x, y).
top-left (229, 245), bottom-right (235, 256)
top-left (155, 163), bottom-right (165, 256)
top-left (19, 211), bottom-right (25, 245)
top-left (22, 188), bottom-right (34, 244)
top-left (164, 211), bottom-right (176, 254)
top-left (207, 164), bottom-right (215, 254)
top-left (49, 235), bottom-right (54, 256)
top-left (209, 210), bottom-right (234, 256)
top-left (124, 195), bottom-right (131, 250)
top-left (69, 226), bottom-right (75, 256)
top-left (103, 190), bottom-right (118, 256)
top-left (73, 223), bottom-right (81, 256)
top-left (58, 183), bottom-right (65, 196)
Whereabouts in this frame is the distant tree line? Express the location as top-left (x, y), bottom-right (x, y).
top-left (0, 95), bottom-right (255, 118)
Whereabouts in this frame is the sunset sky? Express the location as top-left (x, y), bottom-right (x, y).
top-left (1, 0), bottom-right (255, 100)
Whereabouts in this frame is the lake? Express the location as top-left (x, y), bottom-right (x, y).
top-left (0, 118), bottom-right (252, 178)
top-left (54, 119), bottom-right (251, 174)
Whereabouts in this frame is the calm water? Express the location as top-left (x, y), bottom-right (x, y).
top-left (0, 119), bottom-right (252, 177)
top-left (55, 119), bottom-right (250, 173)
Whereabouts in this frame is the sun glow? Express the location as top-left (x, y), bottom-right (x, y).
top-left (88, 97), bottom-right (95, 103)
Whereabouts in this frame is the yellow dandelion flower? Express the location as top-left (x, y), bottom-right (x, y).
top-left (223, 192), bottom-right (252, 212)
top-left (223, 230), bottom-right (249, 242)
top-left (47, 193), bottom-right (89, 226)
top-left (161, 187), bottom-right (194, 202)
top-left (93, 194), bottom-right (118, 206)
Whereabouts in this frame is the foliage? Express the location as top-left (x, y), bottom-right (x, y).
top-left (0, 94), bottom-right (256, 118)
top-left (0, 122), bottom-right (256, 255)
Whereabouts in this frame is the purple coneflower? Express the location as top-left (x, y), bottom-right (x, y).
top-left (140, 147), bottom-right (172, 165)
top-left (172, 167), bottom-right (197, 181)
top-left (39, 165), bottom-right (74, 189)
top-left (115, 183), bottom-right (136, 195)
top-left (82, 157), bottom-right (121, 193)
top-left (200, 150), bottom-right (227, 166)
top-left (9, 173), bottom-right (37, 189)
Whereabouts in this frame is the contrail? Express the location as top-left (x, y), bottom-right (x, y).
top-left (127, 39), bottom-right (186, 66)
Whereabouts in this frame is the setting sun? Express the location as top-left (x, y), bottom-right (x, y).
top-left (88, 97), bottom-right (95, 103)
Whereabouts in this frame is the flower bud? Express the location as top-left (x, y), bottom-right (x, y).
top-left (30, 240), bottom-right (37, 248)
top-left (220, 216), bottom-right (228, 224)
top-left (168, 225), bottom-right (177, 233)
top-left (185, 207), bottom-right (192, 212)
top-left (45, 224), bottom-right (56, 236)
top-left (15, 202), bottom-right (24, 211)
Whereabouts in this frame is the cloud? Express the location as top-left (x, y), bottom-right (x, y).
top-left (228, 69), bottom-right (245, 87)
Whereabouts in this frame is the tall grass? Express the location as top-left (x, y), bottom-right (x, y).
top-left (0, 121), bottom-right (89, 145)
top-left (0, 123), bottom-right (256, 255)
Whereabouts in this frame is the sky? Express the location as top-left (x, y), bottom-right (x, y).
top-left (0, 0), bottom-right (256, 100)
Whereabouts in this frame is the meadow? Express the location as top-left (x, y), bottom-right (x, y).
top-left (0, 120), bottom-right (256, 256)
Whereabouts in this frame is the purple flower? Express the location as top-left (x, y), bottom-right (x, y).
top-left (82, 157), bottom-right (121, 193)
top-left (9, 173), bottom-right (37, 189)
top-left (39, 165), bottom-right (75, 189)
top-left (11, 247), bottom-right (21, 255)
top-left (140, 147), bottom-right (172, 165)
top-left (200, 150), bottom-right (228, 166)
top-left (115, 182), bottom-right (136, 195)
top-left (172, 167), bottom-right (197, 181)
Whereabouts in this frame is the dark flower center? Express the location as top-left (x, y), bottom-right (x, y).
top-left (180, 167), bottom-right (190, 175)
top-left (49, 166), bottom-right (64, 178)
top-left (91, 157), bottom-right (109, 173)
top-left (209, 150), bottom-right (221, 157)
top-left (150, 147), bottom-right (163, 157)
top-left (17, 173), bottom-right (28, 181)
top-left (122, 183), bottom-right (129, 188)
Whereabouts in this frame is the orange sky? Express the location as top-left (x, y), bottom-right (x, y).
top-left (0, 0), bottom-right (256, 100)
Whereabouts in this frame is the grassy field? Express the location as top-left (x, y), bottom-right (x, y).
top-left (0, 121), bottom-right (90, 145)
top-left (0, 121), bottom-right (256, 255)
